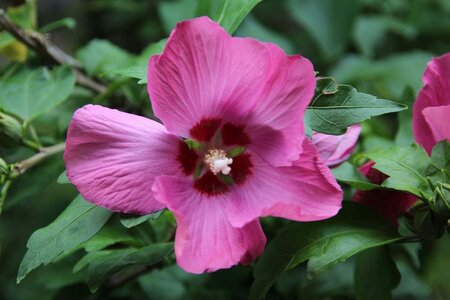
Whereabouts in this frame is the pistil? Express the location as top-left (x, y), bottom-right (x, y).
top-left (204, 149), bottom-right (233, 175)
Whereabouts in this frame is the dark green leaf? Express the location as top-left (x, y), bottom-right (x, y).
top-left (0, 66), bottom-right (75, 121)
top-left (353, 16), bottom-right (416, 58)
top-left (250, 202), bottom-right (401, 300)
top-left (75, 243), bottom-right (173, 291)
top-left (332, 162), bottom-right (379, 191)
top-left (306, 84), bottom-right (406, 135)
top-left (216, 0), bottom-right (262, 34)
top-left (315, 77), bottom-right (338, 94)
top-left (235, 15), bottom-right (294, 54)
top-left (288, 0), bottom-right (359, 60)
top-left (355, 246), bottom-right (401, 300)
top-left (17, 195), bottom-right (112, 283)
top-left (119, 210), bottom-right (164, 228)
top-left (368, 144), bottom-right (433, 199)
top-left (81, 227), bottom-right (140, 252)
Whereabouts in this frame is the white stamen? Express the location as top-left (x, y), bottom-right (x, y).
top-left (204, 149), bottom-right (233, 175)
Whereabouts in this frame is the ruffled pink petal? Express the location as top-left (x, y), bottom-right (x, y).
top-left (413, 53), bottom-right (450, 153)
top-left (148, 16), bottom-right (275, 137)
top-left (64, 105), bottom-right (181, 214)
top-left (152, 176), bottom-right (266, 274)
top-left (422, 105), bottom-right (450, 146)
top-left (245, 44), bottom-right (316, 167)
top-left (353, 161), bottom-right (417, 226)
top-left (312, 124), bottom-right (361, 167)
top-left (226, 140), bottom-right (343, 228)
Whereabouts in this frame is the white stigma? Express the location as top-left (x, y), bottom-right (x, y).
top-left (204, 149), bottom-right (233, 175)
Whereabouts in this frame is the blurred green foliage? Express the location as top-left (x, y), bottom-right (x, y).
top-left (0, 0), bottom-right (449, 299)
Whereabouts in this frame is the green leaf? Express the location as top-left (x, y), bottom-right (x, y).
top-left (332, 162), bottom-right (379, 191)
top-left (315, 77), bottom-right (339, 94)
top-left (430, 140), bottom-right (450, 171)
top-left (75, 243), bottom-right (173, 292)
top-left (158, 0), bottom-right (197, 33)
top-left (0, 66), bottom-right (75, 121)
top-left (394, 86), bottom-right (415, 147)
top-left (287, 0), bottom-right (359, 60)
top-left (332, 52), bottom-right (433, 100)
top-left (17, 195), bottom-right (112, 283)
top-left (57, 170), bottom-right (70, 184)
top-left (367, 143), bottom-right (433, 199)
top-left (353, 16), bottom-right (416, 58)
top-left (77, 39), bottom-right (135, 77)
top-left (235, 15), bottom-right (294, 54)
top-left (39, 18), bottom-right (76, 33)
top-left (250, 202), bottom-right (401, 300)
top-left (111, 39), bottom-right (167, 84)
top-left (355, 246), bottom-right (401, 300)
top-left (119, 210), bottom-right (164, 228)
top-left (81, 227), bottom-right (140, 252)
top-left (306, 84), bottom-right (406, 135)
top-left (216, 0), bottom-right (262, 34)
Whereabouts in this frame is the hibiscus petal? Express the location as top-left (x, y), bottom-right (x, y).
top-left (152, 176), bottom-right (266, 274)
top-left (65, 105), bottom-right (181, 214)
top-left (422, 105), bottom-right (450, 146)
top-left (245, 44), bottom-right (316, 167)
top-left (311, 124), bottom-right (361, 167)
top-left (226, 140), bottom-right (343, 228)
top-left (413, 53), bottom-right (450, 153)
top-left (148, 16), bottom-right (274, 137)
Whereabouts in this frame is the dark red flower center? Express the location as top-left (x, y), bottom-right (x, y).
top-left (177, 118), bottom-right (253, 196)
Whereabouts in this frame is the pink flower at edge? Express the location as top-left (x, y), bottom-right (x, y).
top-left (64, 17), bottom-right (343, 274)
top-left (311, 124), bottom-right (361, 167)
top-left (413, 52), bottom-right (450, 153)
top-left (353, 162), bottom-right (416, 226)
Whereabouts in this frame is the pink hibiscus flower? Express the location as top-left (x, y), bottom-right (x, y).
top-left (413, 52), bottom-right (450, 153)
top-left (64, 17), bottom-right (343, 273)
top-left (311, 124), bottom-right (361, 167)
top-left (353, 161), bottom-right (416, 225)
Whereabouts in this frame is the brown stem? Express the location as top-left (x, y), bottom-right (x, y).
top-left (0, 9), bottom-right (106, 94)
top-left (13, 143), bottom-right (65, 174)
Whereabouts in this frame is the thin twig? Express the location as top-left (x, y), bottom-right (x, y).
top-left (13, 142), bottom-right (65, 174)
top-left (0, 9), bottom-right (106, 94)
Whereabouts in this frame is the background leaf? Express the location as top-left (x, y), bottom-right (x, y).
top-left (250, 202), bottom-right (401, 300)
top-left (0, 66), bottom-right (75, 121)
top-left (75, 243), bottom-right (173, 292)
top-left (288, 0), bottom-right (359, 60)
top-left (216, 0), bottom-right (263, 34)
top-left (17, 195), bottom-right (112, 283)
top-left (354, 246), bottom-right (401, 300)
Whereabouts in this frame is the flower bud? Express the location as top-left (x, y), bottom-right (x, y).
top-left (433, 183), bottom-right (450, 217)
top-left (412, 206), bottom-right (446, 240)
top-left (0, 112), bottom-right (22, 148)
